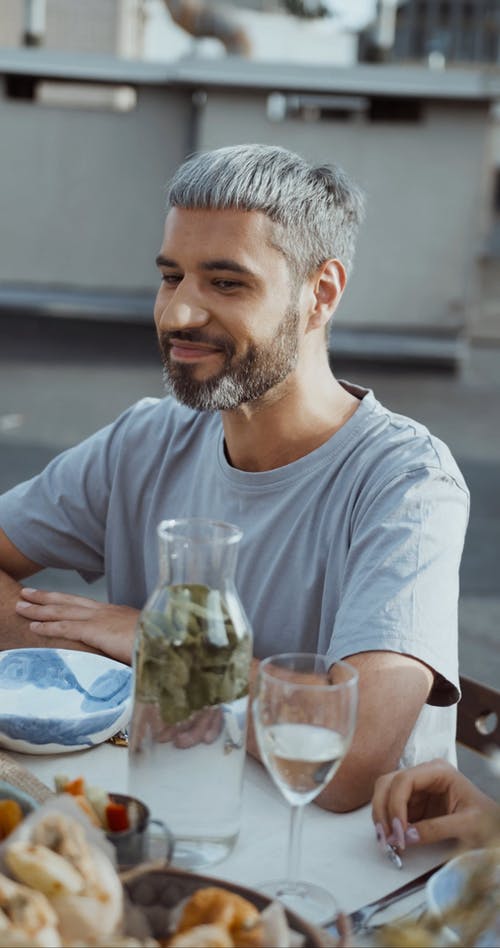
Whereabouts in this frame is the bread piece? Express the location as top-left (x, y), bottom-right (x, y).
top-left (0, 871), bottom-right (61, 947)
top-left (50, 845), bottom-right (123, 943)
top-left (5, 842), bottom-right (85, 897)
top-left (177, 887), bottom-right (259, 936)
top-left (168, 924), bottom-right (234, 947)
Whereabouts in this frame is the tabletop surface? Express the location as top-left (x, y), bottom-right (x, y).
top-left (7, 742), bottom-right (453, 918)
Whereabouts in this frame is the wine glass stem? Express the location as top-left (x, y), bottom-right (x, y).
top-left (287, 803), bottom-right (305, 887)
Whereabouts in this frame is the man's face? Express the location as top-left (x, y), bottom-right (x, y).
top-left (154, 207), bottom-right (303, 411)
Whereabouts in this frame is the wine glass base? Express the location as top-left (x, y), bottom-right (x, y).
top-left (256, 878), bottom-right (338, 927)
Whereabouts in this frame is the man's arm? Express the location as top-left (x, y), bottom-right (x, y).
top-left (0, 529), bottom-right (136, 660)
top-left (247, 650), bottom-right (433, 813)
top-left (315, 650), bottom-right (433, 812)
top-left (0, 528), bottom-right (79, 651)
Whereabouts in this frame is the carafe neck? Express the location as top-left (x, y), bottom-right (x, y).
top-left (157, 518), bottom-right (242, 589)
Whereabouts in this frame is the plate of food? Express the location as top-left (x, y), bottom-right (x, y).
top-left (0, 648), bottom-right (132, 753)
top-left (121, 863), bottom-right (328, 947)
top-left (0, 797), bottom-right (327, 947)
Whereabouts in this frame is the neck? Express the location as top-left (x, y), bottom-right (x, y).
top-left (221, 355), bottom-right (360, 472)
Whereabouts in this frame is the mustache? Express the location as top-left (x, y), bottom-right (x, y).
top-left (159, 330), bottom-right (234, 356)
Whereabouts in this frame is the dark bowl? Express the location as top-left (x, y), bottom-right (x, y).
top-left (120, 864), bottom-right (329, 947)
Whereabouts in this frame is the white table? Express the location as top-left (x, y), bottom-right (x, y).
top-left (9, 743), bottom-right (453, 917)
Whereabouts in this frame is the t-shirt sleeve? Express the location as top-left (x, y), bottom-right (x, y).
top-left (0, 403), bottom-right (140, 582)
top-left (326, 465), bottom-right (469, 707)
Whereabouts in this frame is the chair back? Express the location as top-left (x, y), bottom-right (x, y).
top-left (457, 675), bottom-right (500, 754)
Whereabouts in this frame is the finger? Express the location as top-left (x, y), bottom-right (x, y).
top-left (16, 600), bottom-right (95, 622)
top-left (402, 809), bottom-right (478, 847)
top-left (174, 713), bottom-right (210, 748)
top-left (172, 714), bottom-right (200, 735)
top-left (373, 760), bottom-right (455, 838)
top-left (335, 912), bottom-right (352, 948)
top-left (371, 771), bottom-right (399, 837)
top-left (202, 709), bottom-right (223, 744)
top-left (29, 620), bottom-right (85, 641)
top-left (20, 588), bottom-right (102, 610)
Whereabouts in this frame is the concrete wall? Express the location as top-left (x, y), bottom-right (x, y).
top-left (0, 84), bottom-right (190, 290)
top-left (198, 91), bottom-right (490, 331)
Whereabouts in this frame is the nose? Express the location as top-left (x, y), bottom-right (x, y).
top-left (155, 282), bottom-right (209, 333)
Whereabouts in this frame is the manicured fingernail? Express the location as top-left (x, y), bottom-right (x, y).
top-left (30, 622), bottom-right (42, 630)
top-left (392, 817), bottom-right (406, 850)
top-left (375, 822), bottom-right (387, 851)
top-left (405, 826), bottom-right (420, 844)
top-left (16, 601), bottom-right (30, 610)
top-left (21, 588), bottom-right (36, 594)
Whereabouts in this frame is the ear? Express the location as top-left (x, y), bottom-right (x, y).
top-left (306, 259), bottom-right (346, 334)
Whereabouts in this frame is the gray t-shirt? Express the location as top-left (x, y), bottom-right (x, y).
top-left (0, 382), bottom-right (469, 766)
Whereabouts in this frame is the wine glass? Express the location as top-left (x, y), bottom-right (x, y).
top-left (252, 652), bottom-right (358, 925)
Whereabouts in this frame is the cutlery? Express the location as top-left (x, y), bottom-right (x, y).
top-left (345, 862), bottom-right (444, 935)
top-left (384, 842), bottom-right (403, 870)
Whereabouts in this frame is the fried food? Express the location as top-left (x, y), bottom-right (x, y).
top-left (0, 872), bottom-right (60, 947)
top-left (31, 813), bottom-right (96, 884)
top-left (177, 887), bottom-right (259, 935)
top-left (174, 887), bottom-right (264, 947)
top-left (4, 810), bottom-right (123, 944)
top-left (0, 801), bottom-right (24, 841)
top-left (168, 923), bottom-right (234, 947)
top-left (5, 842), bottom-right (85, 897)
top-left (0, 808), bottom-right (289, 948)
top-left (50, 845), bottom-right (123, 943)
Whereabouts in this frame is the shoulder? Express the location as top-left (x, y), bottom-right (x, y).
top-left (344, 382), bottom-right (468, 499)
top-left (105, 396), bottom-right (216, 448)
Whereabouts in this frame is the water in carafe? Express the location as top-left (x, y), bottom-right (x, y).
top-left (127, 518), bottom-right (252, 869)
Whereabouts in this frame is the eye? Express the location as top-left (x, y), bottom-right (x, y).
top-left (213, 279), bottom-right (243, 290)
top-left (160, 273), bottom-right (182, 286)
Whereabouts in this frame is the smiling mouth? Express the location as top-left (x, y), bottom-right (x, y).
top-left (169, 341), bottom-right (224, 362)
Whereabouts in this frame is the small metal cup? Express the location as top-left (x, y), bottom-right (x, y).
top-left (105, 792), bottom-right (174, 869)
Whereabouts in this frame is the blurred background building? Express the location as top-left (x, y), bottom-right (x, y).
top-left (361, 0), bottom-right (500, 67)
top-left (0, 0), bottom-right (144, 56)
top-left (0, 0), bottom-right (499, 356)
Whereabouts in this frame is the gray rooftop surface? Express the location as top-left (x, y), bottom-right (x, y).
top-left (0, 46), bottom-right (499, 100)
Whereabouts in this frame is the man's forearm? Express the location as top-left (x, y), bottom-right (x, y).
top-left (245, 650), bottom-right (434, 814)
top-left (0, 570), bottom-right (101, 653)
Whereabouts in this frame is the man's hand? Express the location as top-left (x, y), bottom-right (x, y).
top-left (15, 588), bottom-right (138, 665)
top-left (130, 704), bottom-right (223, 751)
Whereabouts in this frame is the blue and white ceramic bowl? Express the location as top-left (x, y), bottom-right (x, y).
top-left (0, 649), bottom-right (132, 754)
top-left (426, 849), bottom-right (500, 947)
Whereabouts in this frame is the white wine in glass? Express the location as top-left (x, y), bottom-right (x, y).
top-left (253, 653), bottom-right (358, 924)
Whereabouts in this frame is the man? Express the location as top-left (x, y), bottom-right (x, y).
top-left (0, 144), bottom-right (468, 811)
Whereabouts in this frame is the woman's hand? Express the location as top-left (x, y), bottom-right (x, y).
top-left (372, 758), bottom-right (497, 851)
top-left (15, 587), bottom-right (138, 665)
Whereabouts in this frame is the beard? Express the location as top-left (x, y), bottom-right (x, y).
top-left (158, 304), bottom-right (301, 412)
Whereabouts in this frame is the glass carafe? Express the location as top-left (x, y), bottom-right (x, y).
top-left (127, 518), bottom-right (252, 870)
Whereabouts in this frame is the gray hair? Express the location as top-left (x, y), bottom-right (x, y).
top-left (166, 144), bottom-right (365, 282)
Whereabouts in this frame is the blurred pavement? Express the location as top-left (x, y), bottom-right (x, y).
top-left (1, 315), bottom-right (499, 794)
